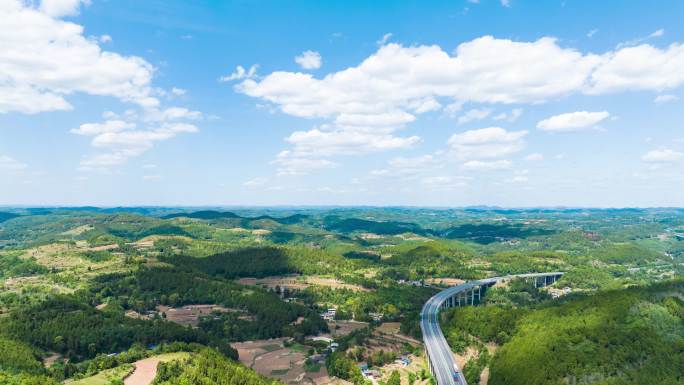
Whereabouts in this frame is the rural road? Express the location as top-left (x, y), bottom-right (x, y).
top-left (420, 272), bottom-right (564, 385)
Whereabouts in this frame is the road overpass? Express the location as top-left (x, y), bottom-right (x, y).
top-left (420, 272), bottom-right (564, 385)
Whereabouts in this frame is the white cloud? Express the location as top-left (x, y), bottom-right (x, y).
top-left (39, 0), bottom-right (90, 17)
top-left (71, 120), bottom-right (135, 136)
top-left (448, 127), bottom-right (528, 159)
top-left (243, 177), bottom-right (267, 187)
top-left (649, 29), bottom-right (665, 38)
top-left (236, 35), bottom-right (684, 173)
top-left (500, 0), bottom-right (511, 7)
top-left (589, 43), bottom-right (684, 93)
top-left (492, 108), bottom-right (523, 122)
top-left (377, 33), bottom-right (393, 46)
top-left (171, 87), bottom-right (187, 96)
top-left (219, 65), bottom-right (258, 82)
top-left (240, 37), bottom-right (684, 122)
top-left (99, 34), bottom-right (112, 43)
top-left (0, 1), bottom-right (157, 114)
top-left (654, 94), bottom-right (678, 103)
top-left (294, 50), bottom-right (322, 70)
top-left (0, 155), bottom-right (28, 171)
top-left (505, 175), bottom-right (528, 183)
top-left (641, 149), bottom-right (683, 163)
top-left (524, 153), bottom-right (544, 161)
top-left (143, 107), bottom-right (202, 122)
top-left (142, 174), bottom-right (161, 181)
top-left (272, 151), bottom-right (337, 176)
top-left (421, 175), bottom-right (470, 190)
top-left (371, 154), bottom-right (441, 178)
top-left (616, 29), bottom-right (665, 50)
top-left (74, 109), bottom-right (200, 170)
top-left (458, 108), bottom-right (492, 124)
top-left (537, 111), bottom-right (610, 132)
top-left (285, 128), bottom-right (419, 157)
top-left (462, 159), bottom-right (512, 171)
top-left (587, 29), bottom-right (599, 38)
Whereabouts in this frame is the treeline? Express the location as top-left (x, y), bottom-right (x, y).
top-left (1, 296), bottom-right (236, 362)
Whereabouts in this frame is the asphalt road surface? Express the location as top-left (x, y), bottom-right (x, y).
top-left (420, 272), bottom-right (564, 385)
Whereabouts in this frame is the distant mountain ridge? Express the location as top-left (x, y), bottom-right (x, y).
top-left (162, 210), bottom-right (308, 224)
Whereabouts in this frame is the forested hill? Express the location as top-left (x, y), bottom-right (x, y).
top-left (488, 280), bottom-right (684, 385)
top-left (162, 210), bottom-right (308, 224)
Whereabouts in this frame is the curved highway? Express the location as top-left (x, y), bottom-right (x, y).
top-left (420, 272), bottom-right (564, 385)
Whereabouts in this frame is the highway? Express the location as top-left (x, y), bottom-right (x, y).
top-left (420, 272), bottom-right (564, 385)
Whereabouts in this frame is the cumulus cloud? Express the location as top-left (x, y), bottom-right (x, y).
top-left (219, 65), bottom-right (258, 82)
top-left (40, 0), bottom-right (90, 17)
top-left (589, 43), bottom-right (684, 93)
top-left (537, 111), bottom-right (610, 132)
top-left (448, 127), bottom-right (528, 159)
top-left (0, 0), bottom-right (157, 114)
top-left (641, 149), bottom-right (683, 163)
top-left (294, 50), bottom-right (322, 70)
top-left (235, 35), bottom-right (684, 174)
top-left (74, 107), bottom-right (200, 170)
top-left (71, 120), bottom-right (134, 136)
top-left (285, 127), bottom-right (419, 158)
top-left (171, 87), bottom-right (187, 96)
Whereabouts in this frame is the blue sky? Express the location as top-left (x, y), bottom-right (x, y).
top-left (1, 0), bottom-right (684, 207)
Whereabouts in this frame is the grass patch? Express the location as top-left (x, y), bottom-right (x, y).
top-left (66, 364), bottom-right (133, 385)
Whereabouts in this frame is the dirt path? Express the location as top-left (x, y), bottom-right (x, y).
top-left (124, 357), bottom-right (162, 385)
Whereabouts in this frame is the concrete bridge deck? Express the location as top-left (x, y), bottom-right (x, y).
top-left (420, 272), bottom-right (564, 385)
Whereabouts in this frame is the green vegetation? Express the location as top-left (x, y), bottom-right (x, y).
top-left (153, 348), bottom-right (280, 385)
top-left (1, 206), bottom-right (683, 384)
top-left (0, 252), bottom-right (47, 279)
top-left (1, 296), bottom-right (236, 361)
top-left (487, 281), bottom-right (684, 385)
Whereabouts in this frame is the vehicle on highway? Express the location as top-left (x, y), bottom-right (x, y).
top-left (453, 364), bottom-right (460, 381)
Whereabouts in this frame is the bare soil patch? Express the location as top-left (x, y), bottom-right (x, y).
top-left (328, 320), bottom-right (369, 338)
top-left (424, 278), bottom-right (465, 287)
top-left (234, 338), bottom-right (334, 385)
top-left (237, 275), bottom-right (368, 292)
top-left (124, 353), bottom-right (189, 385)
top-left (156, 304), bottom-right (244, 327)
top-left (89, 244), bottom-right (119, 252)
